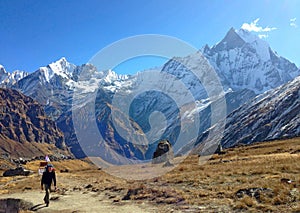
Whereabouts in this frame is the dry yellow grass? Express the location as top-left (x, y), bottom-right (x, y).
top-left (158, 138), bottom-right (300, 212)
top-left (0, 137), bottom-right (300, 212)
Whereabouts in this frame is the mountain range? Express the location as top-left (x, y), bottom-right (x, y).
top-left (0, 27), bottom-right (299, 161)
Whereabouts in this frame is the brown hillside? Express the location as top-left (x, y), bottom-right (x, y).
top-left (0, 88), bottom-right (71, 158)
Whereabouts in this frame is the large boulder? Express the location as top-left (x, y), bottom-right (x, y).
top-left (152, 139), bottom-right (174, 164)
top-left (3, 167), bottom-right (32, 177)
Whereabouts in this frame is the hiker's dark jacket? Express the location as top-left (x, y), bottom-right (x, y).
top-left (41, 171), bottom-right (56, 187)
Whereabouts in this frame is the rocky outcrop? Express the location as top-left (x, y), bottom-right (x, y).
top-left (235, 187), bottom-right (273, 201)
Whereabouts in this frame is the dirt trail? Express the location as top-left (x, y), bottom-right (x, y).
top-left (0, 190), bottom-right (160, 212)
top-left (0, 162), bottom-right (165, 213)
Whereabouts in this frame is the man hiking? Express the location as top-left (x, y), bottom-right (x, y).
top-left (41, 164), bottom-right (56, 207)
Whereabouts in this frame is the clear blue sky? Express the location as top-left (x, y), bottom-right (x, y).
top-left (0, 0), bottom-right (299, 74)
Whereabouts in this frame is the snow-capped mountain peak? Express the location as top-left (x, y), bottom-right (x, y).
top-left (201, 27), bottom-right (300, 93)
top-left (212, 27), bottom-right (245, 52)
top-left (47, 57), bottom-right (76, 79)
top-left (9, 70), bottom-right (28, 82)
top-left (103, 69), bottom-right (129, 82)
top-left (0, 64), bottom-right (28, 86)
top-left (29, 57), bottom-right (79, 84)
top-left (211, 27), bottom-right (271, 62)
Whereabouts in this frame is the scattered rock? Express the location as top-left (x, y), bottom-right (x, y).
top-left (85, 184), bottom-right (93, 189)
top-left (92, 188), bottom-right (99, 192)
top-left (281, 178), bottom-right (294, 184)
top-left (104, 186), bottom-right (123, 192)
top-left (57, 188), bottom-right (68, 195)
top-left (23, 187), bottom-right (32, 191)
top-left (122, 188), bottom-right (141, 200)
top-left (163, 160), bottom-right (174, 167)
top-left (109, 195), bottom-right (117, 199)
top-left (290, 149), bottom-right (300, 154)
top-left (73, 187), bottom-right (82, 191)
top-left (12, 158), bottom-right (28, 165)
top-left (236, 187), bottom-right (273, 201)
top-left (50, 196), bottom-right (60, 201)
top-left (60, 169), bottom-right (69, 173)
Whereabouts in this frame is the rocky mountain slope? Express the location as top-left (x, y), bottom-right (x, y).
top-left (57, 88), bottom-right (149, 162)
top-left (194, 75), bottom-right (300, 150)
top-left (222, 75), bottom-right (300, 147)
top-left (0, 88), bottom-right (70, 158)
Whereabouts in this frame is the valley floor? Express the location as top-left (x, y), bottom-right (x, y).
top-left (0, 138), bottom-right (300, 212)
